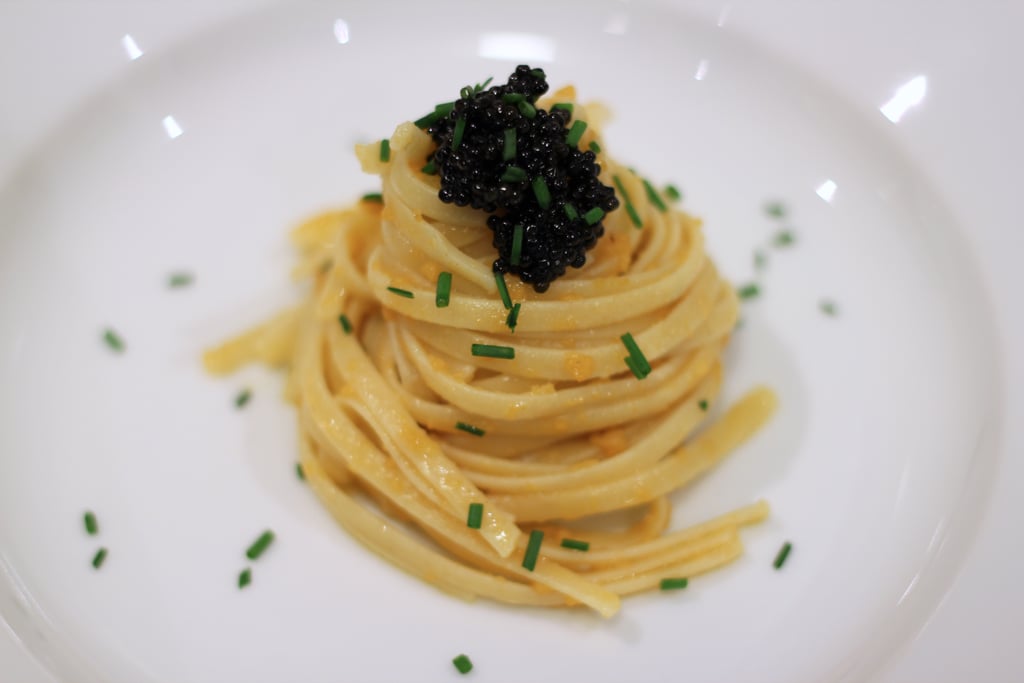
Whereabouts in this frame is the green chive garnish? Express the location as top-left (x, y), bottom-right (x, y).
top-left (502, 92), bottom-right (524, 104)
top-left (503, 128), bottom-right (517, 161)
top-left (414, 102), bottom-right (455, 129)
top-left (613, 175), bottom-right (643, 228)
top-left (235, 388), bottom-right (252, 409)
top-left (765, 201), bottom-right (786, 219)
top-left (506, 302), bottom-right (521, 333)
top-left (452, 654), bottom-right (473, 675)
top-left (820, 300), bottom-right (838, 316)
top-left (773, 541), bottom-right (793, 569)
top-left (245, 530), bottom-right (275, 561)
top-left (474, 76), bottom-right (493, 93)
top-left (564, 203), bottom-right (579, 221)
top-left (452, 118), bottom-right (466, 151)
top-left (551, 102), bottom-right (574, 115)
top-left (238, 568), bottom-right (252, 589)
top-left (625, 355), bottom-right (647, 380)
top-left (737, 283), bottom-right (760, 300)
top-left (511, 224), bottom-right (525, 265)
top-left (92, 547), bottom-right (108, 569)
top-left (387, 286), bottom-right (414, 299)
top-left (83, 511), bottom-right (98, 535)
top-left (501, 166), bottom-right (527, 183)
top-left (466, 502), bottom-right (484, 528)
top-left (102, 328), bottom-right (125, 353)
top-left (643, 178), bottom-right (668, 212)
top-left (588, 140), bottom-right (601, 154)
top-left (532, 176), bottom-right (551, 210)
top-left (660, 577), bottom-right (689, 591)
top-left (494, 271), bottom-right (512, 310)
top-left (421, 159), bottom-right (437, 175)
top-left (517, 100), bottom-right (537, 119)
top-left (435, 271), bottom-right (453, 308)
top-left (456, 422), bottom-right (485, 437)
top-left (460, 85), bottom-right (473, 100)
top-left (530, 68), bottom-right (545, 79)
top-left (168, 272), bottom-right (194, 288)
top-left (772, 230), bottom-right (796, 247)
top-left (338, 314), bottom-right (353, 335)
top-left (565, 120), bottom-right (587, 147)
top-left (583, 206), bottom-right (604, 225)
top-left (665, 184), bottom-right (683, 201)
top-left (560, 538), bottom-right (589, 551)
top-left (620, 332), bottom-right (651, 376)
top-left (471, 343), bottom-right (515, 360)
top-left (698, 399), bottom-right (709, 411)
top-left (522, 529), bottom-right (544, 571)
top-left (295, 462), bottom-right (306, 481)
top-left (754, 250), bottom-right (768, 270)
top-left (361, 192), bottom-right (383, 203)
top-left (379, 139), bottom-right (390, 162)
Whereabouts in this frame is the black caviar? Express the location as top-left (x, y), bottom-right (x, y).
top-left (420, 66), bottom-right (618, 292)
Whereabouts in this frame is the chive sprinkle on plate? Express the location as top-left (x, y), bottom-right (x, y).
top-left (660, 577), bottom-right (689, 591)
top-left (238, 568), bottom-right (252, 589)
top-left (234, 388), bottom-right (252, 409)
top-left (83, 511), bottom-right (99, 535)
top-left (245, 530), bottom-right (275, 561)
top-left (737, 283), bottom-right (761, 300)
top-left (102, 328), bottom-right (125, 353)
top-left (167, 271), bottom-right (194, 288)
top-left (773, 541), bottom-right (793, 569)
top-left (91, 547), bottom-right (108, 570)
top-left (452, 654), bottom-right (473, 675)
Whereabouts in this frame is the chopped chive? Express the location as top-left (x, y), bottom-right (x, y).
top-left (83, 511), bottom-right (98, 536)
top-left (91, 547), bottom-right (108, 569)
top-left (102, 328), bottom-right (125, 353)
top-left (772, 230), bottom-right (796, 247)
top-left (765, 201), bottom-right (786, 219)
top-left (530, 68), bottom-right (545, 79)
top-left (235, 388), bottom-right (252, 408)
top-left (295, 462), bottom-right (306, 481)
top-left (379, 139), bottom-right (390, 162)
top-left (338, 313), bottom-right (353, 335)
top-left (560, 538), bottom-right (590, 551)
top-left (624, 355), bottom-right (648, 380)
top-left (583, 206), bottom-right (604, 225)
top-left (238, 568), bottom-right (252, 589)
top-left (460, 85), bottom-right (473, 100)
top-left (167, 272), bottom-right (194, 288)
top-left (413, 102), bottom-right (454, 129)
top-left (665, 184), bottom-right (683, 201)
top-left (387, 286), bottom-right (414, 299)
top-left (564, 203), bottom-right (579, 221)
top-left (245, 530), bottom-right (275, 561)
top-left (551, 102), bottom-right (574, 114)
top-left (471, 343), bottom-right (515, 360)
top-left (754, 249), bottom-right (768, 270)
top-left (773, 541), bottom-right (793, 569)
top-left (660, 577), bottom-right (689, 591)
top-left (698, 399), bottom-right (709, 411)
top-left (501, 166), bottom-right (527, 183)
top-left (503, 128), bottom-right (517, 161)
top-left (521, 529), bottom-right (544, 571)
top-left (532, 176), bottom-right (551, 210)
top-left (452, 118), bottom-right (466, 151)
top-left (494, 271), bottom-right (512, 310)
top-left (501, 92), bottom-right (524, 104)
top-left (474, 76), bottom-right (493, 93)
top-left (620, 332), bottom-right (651, 376)
top-left (565, 120), bottom-right (588, 147)
top-left (613, 175), bottom-right (643, 228)
top-left (466, 502), bottom-right (484, 528)
top-left (737, 283), bottom-right (760, 300)
top-left (421, 159), bottom-right (437, 175)
top-left (510, 224), bottom-right (525, 266)
top-left (361, 192), bottom-right (383, 203)
top-left (820, 299), bottom-right (838, 316)
top-left (588, 140), bottom-right (601, 154)
top-left (435, 271), bottom-right (453, 308)
top-left (517, 100), bottom-right (536, 119)
top-left (642, 178), bottom-right (668, 212)
top-left (452, 654), bottom-right (473, 675)
top-left (456, 422), bottom-right (486, 437)
top-left (506, 302), bottom-right (521, 333)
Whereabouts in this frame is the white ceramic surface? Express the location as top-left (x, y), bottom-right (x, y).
top-left (0, 2), bottom-right (1020, 682)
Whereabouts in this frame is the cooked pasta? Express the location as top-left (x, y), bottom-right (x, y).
top-left (204, 79), bottom-right (776, 617)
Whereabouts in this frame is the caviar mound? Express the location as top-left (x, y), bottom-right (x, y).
top-left (423, 65), bottom-right (618, 293)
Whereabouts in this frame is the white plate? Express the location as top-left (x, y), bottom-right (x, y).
top-left (0, 2), bottom-right (1018, 682)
